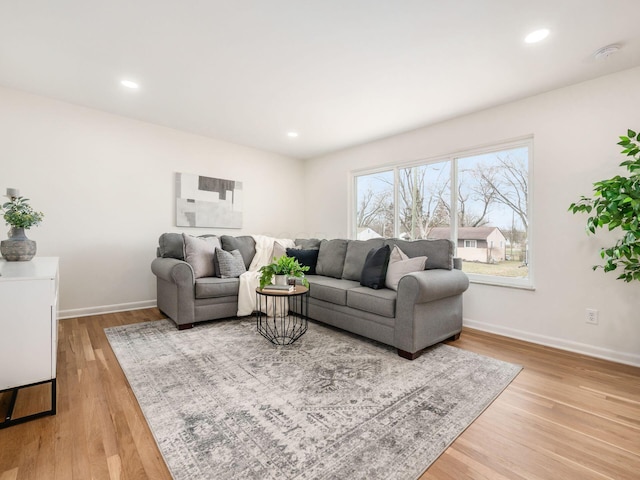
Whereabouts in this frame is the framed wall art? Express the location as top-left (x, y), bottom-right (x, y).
top-left (175, 172), bottom-right (243, 228)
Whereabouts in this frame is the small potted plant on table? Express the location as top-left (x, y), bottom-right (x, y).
top-left (259, 254), bottom-right (310, 289)
top-left (1, 191), bottom-right (45, 261)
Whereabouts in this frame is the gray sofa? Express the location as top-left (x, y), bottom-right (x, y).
top-left (151, 234), bottom-right (469, 359)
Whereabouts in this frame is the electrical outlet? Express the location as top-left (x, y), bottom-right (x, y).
top-left (586, 308), bottom-right (599, 325)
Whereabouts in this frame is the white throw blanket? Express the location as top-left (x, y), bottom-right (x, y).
top-left (236, 235), bottom-right (295, 316)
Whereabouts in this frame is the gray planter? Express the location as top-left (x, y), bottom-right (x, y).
top-left (1, 227), bottom-right (37, 261)
top-left (274, 274), bottom-right (288, 286)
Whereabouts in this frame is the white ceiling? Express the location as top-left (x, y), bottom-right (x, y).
top-left (1, 1), bottom-right (639, 159)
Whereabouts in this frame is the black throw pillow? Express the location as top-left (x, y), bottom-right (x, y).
top-left (360, 245), bottom-right (391, 289)
top-left (286, 248), bottom-right (320, 275)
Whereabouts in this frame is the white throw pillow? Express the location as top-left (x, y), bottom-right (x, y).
top-left (271, 241), bottom-right (287, 261)
top-left (389, 244), bottom-right (409, 263)
top-left (385, 245), bottom-right (427, 291)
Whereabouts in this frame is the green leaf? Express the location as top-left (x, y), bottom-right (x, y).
top-left (628, 129), bottom-right (637, 138)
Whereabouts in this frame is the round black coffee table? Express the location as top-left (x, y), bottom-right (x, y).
top-left (255, 285), bottom-right (309, 345)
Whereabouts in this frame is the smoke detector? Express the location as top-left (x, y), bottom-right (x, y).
top-left (593, 44), bottom-right (621, 60)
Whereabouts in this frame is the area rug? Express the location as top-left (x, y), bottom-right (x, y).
top-left (105, 319), bottom-right (521, 480)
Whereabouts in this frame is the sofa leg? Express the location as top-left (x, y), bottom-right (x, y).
top-left (447, 333), bottom-right (461, 341)
top-left (178, 323), bottom-right (194, 330)
top-left (397, 349), bottom-right (420, 360)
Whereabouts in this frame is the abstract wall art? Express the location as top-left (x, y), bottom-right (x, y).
top-left (175, 173), bottom-right (243, 228)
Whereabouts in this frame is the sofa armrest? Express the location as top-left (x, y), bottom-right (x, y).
top-left (453, 257), bottom-right (462, 270)
top-left (151, 257), bottom-right (195, 286)
top-left (394, 268), bottom-right (469, 354)
top-left (397, 269), bottom-right (469, 304)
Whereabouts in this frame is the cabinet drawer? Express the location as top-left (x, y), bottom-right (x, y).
top-left (0, 279), bottom-right (54, 390)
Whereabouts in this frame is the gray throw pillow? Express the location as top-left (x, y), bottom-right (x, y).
top-left (315, 239), bottom-right (349, 278)
top-left (220, 235), bottom-right (256, 269)
top-left (216, 249), bottom-right (247, 278)
top-left (182, 234), bottom-right (221, 278)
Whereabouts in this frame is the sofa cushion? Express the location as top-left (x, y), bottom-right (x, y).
top-left (295, 238), bottom-right (322, 249)
top-left (342, 238), bottom-right (385, 281)
top-left (316, 239), bottom-right (349, 278)
top-left (195, 277), bottom-right (240, 299)
top-left (360, 244), bottom-right (391, 290)
top-left (182, 234), bottom-right (221, 278)
top-left (286, 248), bottom-right (319, 275)
top-left (216, 249), bottom-right (247, 278)
top-left (347, 287), bottom-right (397, 318)
top-left (158, 233), bottom-right (185, 259)
top-left (305, 275), bottom-right (360, 306)
top-left (220, 235), bottom-right (256, 269)
top-left (384, 238), bottom-right (453, 270)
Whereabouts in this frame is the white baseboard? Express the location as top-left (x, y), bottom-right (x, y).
top-left (463, 318), bottom-right (640, 368)
top-left (58, 300), bottom-right (157, 320)
top-left (58, 303), bottom-right (638, 367)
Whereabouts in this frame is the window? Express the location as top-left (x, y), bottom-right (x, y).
top-left (352, 139), bottom-right (532, 288)
top-left (355, 170), bottom-right (394, 239)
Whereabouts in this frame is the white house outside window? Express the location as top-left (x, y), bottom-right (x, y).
top-left (352, 139), bottom-right (532, 288)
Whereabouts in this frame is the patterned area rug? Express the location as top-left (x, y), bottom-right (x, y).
top-left (105, 319), bottom-right (521, 480)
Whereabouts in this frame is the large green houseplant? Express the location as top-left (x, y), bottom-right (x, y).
top-left (568, 129), bottom-right (640, 282)
top-left (258, 254), bottom-right (310, 289)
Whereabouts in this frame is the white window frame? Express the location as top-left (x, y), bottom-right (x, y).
top-left (349, 136), bottom-right (534, 290)
top-left (464, 240), bottom-right (477, 248)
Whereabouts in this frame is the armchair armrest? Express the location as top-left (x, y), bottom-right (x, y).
top-left (151, 257), bottom-right (197, 327)
top-left (151, 257), bottom-right (195, 286)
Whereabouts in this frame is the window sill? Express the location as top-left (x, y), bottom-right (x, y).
top-left (466, 273), bottom-right (535, 291)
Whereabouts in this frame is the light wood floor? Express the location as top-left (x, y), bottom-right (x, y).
top-left (1, 308), bottom-right (639, 480)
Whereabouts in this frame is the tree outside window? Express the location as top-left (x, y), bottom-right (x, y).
top-left (353, 142), bottom-right (531, 285)
top-left (355, 171), bottom-right (394, 239)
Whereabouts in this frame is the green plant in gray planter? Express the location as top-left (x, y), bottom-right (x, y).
top-left (259, 254), bottom-right (310, 289)
top-left (569, 129), bottom-right (640, 282)
top-left (1, 194), bottom-right (45, 261)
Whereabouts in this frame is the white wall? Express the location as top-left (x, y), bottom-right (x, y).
top-left (0, 86), bottom-right (306, 317)
top-left (303, 67), bottom-right (640, 366)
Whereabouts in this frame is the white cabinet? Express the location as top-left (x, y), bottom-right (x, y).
top-left (0, 257), bottom-right (58, 426)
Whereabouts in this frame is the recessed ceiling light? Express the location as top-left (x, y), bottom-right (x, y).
top-left (120, 79), bottom-right (139, 89)
top-left (524, 28), bottom-right (550, 44)
top-left (287, 132), bottom-right (299, 138)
